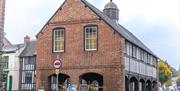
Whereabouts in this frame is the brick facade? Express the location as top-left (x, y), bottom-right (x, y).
top-left (36, 0), bottom-right (125, 91)
top-left (0, 0), bottom-right (5, 87)
top-left (0, 0), bottom-right (5, 52)
top-left (0, 0), bottom-right (5, 31)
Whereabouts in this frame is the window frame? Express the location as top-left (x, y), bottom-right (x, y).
top-left (129, 43), bottom-right (133, 57)
top-left (24, 72), bottom-right (33, 84)
top-left (137, 47), bottom-right (141, 60)
top-left (52, 28), bottom-right (65, 53)
top-left (84, 25), bottom-right (98, 51)
top-left (132, 45), bottom-right (137, 58)
top-left (125, 42), bottom-right (130, 55)
top-left (144, 52), bottom-right (147, 63)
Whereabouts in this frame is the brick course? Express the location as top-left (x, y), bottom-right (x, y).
top-left (36, 0), bottom-right (125, 91)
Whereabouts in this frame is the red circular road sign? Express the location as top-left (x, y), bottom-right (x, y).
top-left (53, 59), bottom-right (61, 69)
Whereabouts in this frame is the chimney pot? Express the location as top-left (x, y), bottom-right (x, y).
top-left (24, 35), bottom-right (30, 45)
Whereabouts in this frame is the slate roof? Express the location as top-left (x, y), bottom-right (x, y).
top-left (3, 44), bottom-right (24, 53)
top-left (2, 37), bottom-right (24, 53)
top-left (81, 0), bottom-right (157, 57)
top-left (19, 41), bottom-right (36, 57)
top-left (2, 44), bottom-right (24, 53)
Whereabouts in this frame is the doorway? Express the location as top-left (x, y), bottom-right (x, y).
top-left (49, 73), bottom-right (70, 91)
top-left (9, 76), bottom-right (12, 91)
top-left (79, 73), bottom-right (103, 91)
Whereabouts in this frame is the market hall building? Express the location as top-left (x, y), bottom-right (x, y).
top-left (36, 0), bottom-right (158, 91)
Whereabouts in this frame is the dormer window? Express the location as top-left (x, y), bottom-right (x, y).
top-left (53, 28), bottom-right (65, 52)
top-left (84, 26), bottom-right (98, 51)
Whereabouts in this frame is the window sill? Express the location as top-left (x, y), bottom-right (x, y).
top-left (53, 50), bottom-right (64, 53)
top-left (85, 49), bottom-right (97, 51)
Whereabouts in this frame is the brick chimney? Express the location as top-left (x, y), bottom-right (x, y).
top-left (24, 35), bottom-right (30, 45)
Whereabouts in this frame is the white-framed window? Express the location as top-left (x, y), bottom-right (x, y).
top-left (140, 50), bottom-right (144, 61)
top-left (129, 43), bottom-right (133, 56)
top-left (144, 52), bottom-right (147, 63)
top-left (132, 45), bottom-right (137, 58)
top-left (148, 54), bottom-right (150, 64)
top-left (149, 55), bottom-right (153, 65)
top-left (125, 42), bottom-right (130, 55)
top-left (25, 72), bottom-right (32, 83)
top-left (85, 26), bottom-right (98, 51)
top-left (53, 29), bottom-right (65, 52)
top-left (125, 56), bottom-right (130, 71)
top-left (137, 48), bottom-right (141, 60)
top-left (153, 57), bottom-right (157, 67)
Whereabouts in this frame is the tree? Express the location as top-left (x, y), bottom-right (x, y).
top-left (166, 78), bottom-right (172, 87)
top-left (158, 60), bottom-right (172, 85)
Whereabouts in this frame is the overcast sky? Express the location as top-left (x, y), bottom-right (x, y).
top-left (4, 0), bottom-right (180, 69)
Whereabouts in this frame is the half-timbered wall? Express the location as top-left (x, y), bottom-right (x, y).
top-left (125, 41), bottom-right (157, 78)
top-left (20, 56), bottom-right (36, 90)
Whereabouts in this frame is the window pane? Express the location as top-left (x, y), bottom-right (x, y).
top-left (129, 43), bottom-right (132, 56)
top-left (85, 26), bottom-right (97, 50)
top-left (132, 46), bottom-right (137, 58)
top-left (125, 42), bottom-right (130, 55)
top-left (140, 50), bottom-right (144, 61)
top-left (53, 29), bottom-right (64, 52)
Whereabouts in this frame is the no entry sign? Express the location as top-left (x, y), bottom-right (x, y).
top-left (53, 59), bottom-right (61, 69)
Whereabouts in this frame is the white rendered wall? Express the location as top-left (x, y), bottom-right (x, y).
top-left (3, 46), bottom-right (25, 90)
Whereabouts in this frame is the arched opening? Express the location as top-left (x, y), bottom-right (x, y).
top-left (146, 80), bottom-right (152, 91)
top-left (130, 77), bottom-right (138, 91)
top-left (139, 79), bottom-right (145, 91)
top-left (48, 73), bottom-right (70, 91)
top-left (125, 76), bottom-right (129, 91)
top-left (152, 81), bottom-right (157, 91)
top-left (79, 73), bottom-right (103, 91)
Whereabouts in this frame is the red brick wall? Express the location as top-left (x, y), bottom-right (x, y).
top-left (0, 0), bottom-right (5, 31)
top-left (0, 0), bottom-right (5, 83)
top-left (36, 0), bottom-right (125, 91)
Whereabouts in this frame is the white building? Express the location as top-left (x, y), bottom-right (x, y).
top-left (2, 38), bottom-right (25, 90)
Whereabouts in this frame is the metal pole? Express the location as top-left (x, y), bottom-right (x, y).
top-left (56, 74), bottom-right (59, 91)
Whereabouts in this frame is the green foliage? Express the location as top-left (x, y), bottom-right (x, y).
top-left (158, 60), bottom-right (172, 85)
top-left (166, 79), bottom-right (172, 87)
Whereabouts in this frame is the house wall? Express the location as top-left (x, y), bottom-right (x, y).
top-left (0, 0), bottom-right (5, 50)
top-left (36, 0), bottom-right (125, 91)
top-left (19, 56), bottom-right (36, 90)
top-left (124, 41), bottom-right (157, 78)
top-left (0, 0), bottom-right (5, 88)
top-left (3, 53), bottom-right (19, 90)
top-left (2, 46), bottom-right (25, 90)
top-left (0, 0), bottom-right (5, 31)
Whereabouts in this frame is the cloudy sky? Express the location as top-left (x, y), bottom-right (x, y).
top-left (4, 0), bottom-right (180, 69)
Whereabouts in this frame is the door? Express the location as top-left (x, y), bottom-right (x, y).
top-left (9, 76), bottom-right (12, 91)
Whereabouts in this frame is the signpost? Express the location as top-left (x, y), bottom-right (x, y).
top-left (53, 59), bottom-right (62, 91)
top-left (53, 59), bottom-right (62, 69)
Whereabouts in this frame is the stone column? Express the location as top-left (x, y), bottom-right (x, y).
top-left (69, 71), bottom-right (79, 91)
